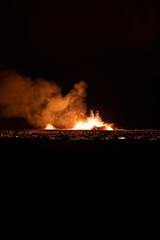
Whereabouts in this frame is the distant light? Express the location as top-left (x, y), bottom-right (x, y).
top-left (118, 137), bottom-right (126, 140)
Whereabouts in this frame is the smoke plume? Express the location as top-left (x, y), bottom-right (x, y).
top-left (0, 67), bottom-right (87, 128)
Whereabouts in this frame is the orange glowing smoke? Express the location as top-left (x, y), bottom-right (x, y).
top-left (45, 110), bottom-right (114, 130)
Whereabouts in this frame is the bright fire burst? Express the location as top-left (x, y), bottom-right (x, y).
top-left (45, 110), bottom-right (114, 130)
top-left (73, 111), bottom-right (113, 130)
top-left (45, 123), bottom-right (54, 130)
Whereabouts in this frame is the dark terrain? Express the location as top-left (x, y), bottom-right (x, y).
top-left (0, 135), bottom-right (159, 215)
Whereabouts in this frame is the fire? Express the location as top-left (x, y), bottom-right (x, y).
top-left (45, 123), bottom-right (54, 130)
top-left (45, 111), bottom-right (114, 130)
top-left (73, 111), bottom-right (113, 130)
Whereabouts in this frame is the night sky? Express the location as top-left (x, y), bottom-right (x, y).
top-left (0, 0), bottom-right (160, 129)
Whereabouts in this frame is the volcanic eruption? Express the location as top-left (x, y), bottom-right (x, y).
top-left (45, 110), bottom-right (114, 130)
top-left (0, 67), bottom-right (114, 130)
top-left (72, 110), bottom-right (114, 130)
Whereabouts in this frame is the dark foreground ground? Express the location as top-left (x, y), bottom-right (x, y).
top-left (0, 137), bottom-right (160, 223)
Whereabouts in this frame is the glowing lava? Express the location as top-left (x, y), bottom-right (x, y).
top-left (45, 123), bottom-right (54, 130)
top-left (73, 111), bottom-right (113, 130)
top-left (45, 111), bottom-right (114, 130)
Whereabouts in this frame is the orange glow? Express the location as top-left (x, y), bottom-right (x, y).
top-left (45, 123), bottom-right (54, 130)
top-left (45, 111), bottom-right (114, 130)
top-left (72, 110), bottom-right (114, 130)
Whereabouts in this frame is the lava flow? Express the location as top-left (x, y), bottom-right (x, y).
top-left (45, 110), bottom-right (114, 130)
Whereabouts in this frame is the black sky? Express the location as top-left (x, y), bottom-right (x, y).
top-left (0, 0), bottom-right (160, 129)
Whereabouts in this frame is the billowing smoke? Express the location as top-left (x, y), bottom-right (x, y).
top-left (0, 67), bottom-right (87, 128)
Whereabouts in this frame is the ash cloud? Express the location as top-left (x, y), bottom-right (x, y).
top-left (0, 67), bottom-right (87, 128)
